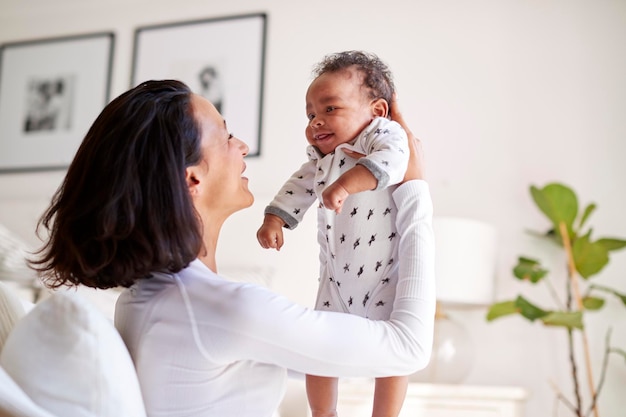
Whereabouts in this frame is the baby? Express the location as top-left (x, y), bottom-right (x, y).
top-left (257, 50), bottom-right (410, 417)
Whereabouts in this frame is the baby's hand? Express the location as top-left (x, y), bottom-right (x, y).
top-left (257, 214), bottom-right (285, 251)
top-left (322, 182), bottom-right (349, 214)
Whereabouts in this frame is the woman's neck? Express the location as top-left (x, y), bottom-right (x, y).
top-left (198, 244), bottom-right (217, 273)
top-left (197, 217), bottom-right (222, 273)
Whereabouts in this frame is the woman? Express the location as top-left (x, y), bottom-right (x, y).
top-left (32, 80), bottom-right (435, 417)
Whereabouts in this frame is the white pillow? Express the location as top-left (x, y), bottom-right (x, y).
top-left (0, 291), bottom-right (146, 417)
top-left (0, 281), bottom-right (28, 351)
top-left (0, 366), bottom-right (55, 417)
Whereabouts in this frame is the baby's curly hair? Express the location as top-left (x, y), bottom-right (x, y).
top-left (312, 50), bottom-right (395, 107)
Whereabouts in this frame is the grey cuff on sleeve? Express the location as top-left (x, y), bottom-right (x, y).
top-left (264, 205), bottom-right (300, 230)
top-left (357, 159), bottom-right (390, 190)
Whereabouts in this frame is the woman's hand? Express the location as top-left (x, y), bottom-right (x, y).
top-left (390, 94), bottom-right (424, 182)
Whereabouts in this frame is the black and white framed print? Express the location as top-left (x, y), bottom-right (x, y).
top-left (132, 13), bottom-right (267, 157)
top-left (0, 32), bottom-right (114, 172)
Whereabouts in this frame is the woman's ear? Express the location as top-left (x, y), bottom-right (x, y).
top-left (371, 98), bottom-right (389, 118)
top-left (186, 167), bottom-right (201, 195)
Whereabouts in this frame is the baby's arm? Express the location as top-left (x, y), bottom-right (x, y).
top-left (358, 119), bottom-right (409, 189)
top-left (322, 118), bottom-right (408, 213)
top-left (321, 165), bottom-right (377, 213)
top-left (256, 157), bottom-right (318, 250)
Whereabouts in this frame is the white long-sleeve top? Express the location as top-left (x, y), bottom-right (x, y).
top-left (114, 180), bottom-right (435, 417)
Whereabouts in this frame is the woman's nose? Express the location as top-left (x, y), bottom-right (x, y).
top-left (235, 137), bottom-right (249, 156)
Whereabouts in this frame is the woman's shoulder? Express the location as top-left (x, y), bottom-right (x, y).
top-left (182, 260), bottom-right (280, 305)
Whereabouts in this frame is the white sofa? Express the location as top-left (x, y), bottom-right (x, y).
top-left (0, 218), bottom-right (315, 416)
top-left (1, 221), bottom-right (143, 417)
top-left (0, 269), bottom-right (309, 417)
top-left (0, 283), bottom-right (147, 417)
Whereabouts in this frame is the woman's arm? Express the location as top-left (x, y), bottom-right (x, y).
top-left (390, 93), bottom-right (424, 183)
top-left (195, 95), bottom-right (434, 377)
top-left (197, 180), bottom-right (435, 377)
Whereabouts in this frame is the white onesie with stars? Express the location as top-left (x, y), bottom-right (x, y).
top-left (265, 117), bottom-right (409, 319)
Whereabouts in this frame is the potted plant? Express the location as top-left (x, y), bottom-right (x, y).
top-left (486, 182), bottom-right (626, 417)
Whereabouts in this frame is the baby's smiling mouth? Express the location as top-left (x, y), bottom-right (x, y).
top-left (315, 133), bottom-right (332, 141)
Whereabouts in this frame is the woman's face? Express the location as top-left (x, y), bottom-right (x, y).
top-left (189, 94), bottom-right (253, 218)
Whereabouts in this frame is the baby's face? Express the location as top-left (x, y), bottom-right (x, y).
top-left (305, 67), bottom-right (375, 155)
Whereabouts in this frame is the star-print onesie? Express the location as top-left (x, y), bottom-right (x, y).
top-left (265, 117), bottom-right (409, 319)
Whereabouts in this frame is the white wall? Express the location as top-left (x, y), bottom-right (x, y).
top-left (1, 0), bottom-right (625, 416)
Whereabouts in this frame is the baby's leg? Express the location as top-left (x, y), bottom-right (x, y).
top-left (306, 374), bottom-right (339, 417)
top-left (372, 375), bottom-right (409, 417)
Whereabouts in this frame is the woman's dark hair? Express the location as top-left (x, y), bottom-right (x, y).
top-left (31, 80), bottom-right (204, 289)
top-left (312, 50), bottom-right (395, 110)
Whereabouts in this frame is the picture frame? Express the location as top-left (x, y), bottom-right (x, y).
top-left (0, 32), bottom-right (114, 172)
top-left (132, 13), bottom-right (267, 157)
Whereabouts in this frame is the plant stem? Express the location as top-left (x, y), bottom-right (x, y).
top-left (545, 275), bottom-right (566, 310)
top-left (589, 283), bottom-right (623, 299)
top-left (549, 379), bottom-right (578, 415)
top-left (559, 222), bottom-right (600, 417)
top-left (567, 326), bottom-right (583, 416)
top-left (585, 329), bottom-right (612, 417)
top-left (564, 236), bottom-right (582, 416)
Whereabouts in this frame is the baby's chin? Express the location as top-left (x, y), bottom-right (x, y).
top-left (315, 138), bottom-right (341, 155)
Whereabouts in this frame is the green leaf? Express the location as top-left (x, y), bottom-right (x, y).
top-left (597, 238), bottom-right (626, 252)
top-left (578, 203), bottom-right (596, 230)
top-left (541, 311), bottom-right (584, 330)
top-left (530, 183), bottom-right (578, 235)
top-left (513, 257), bottom-right (548, 283)
top-left (515, 296), bottom-right (548, 321)
top-left (486, 301), bottom-right (518, 321)
top-left (573, 233), bottom-right (609, 278)
top-left (582, 296), bottom-right (605, 310)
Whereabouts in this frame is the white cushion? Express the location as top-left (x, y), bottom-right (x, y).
top-left (0, 291), bottom-right (146, 417)
top-left (0, 281), bottom-right (28, 351)
top-left (0, 366), bottom-right (55, 417)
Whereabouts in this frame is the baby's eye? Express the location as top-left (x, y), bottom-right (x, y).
top-left (326, 106), bottom-right (336, 113)
top-left (307, 113), bottom-right (315, 121)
